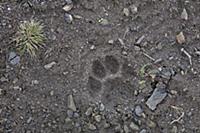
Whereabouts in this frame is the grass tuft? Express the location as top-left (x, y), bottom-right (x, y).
top-left (15, 20), bottom-right (45, 57)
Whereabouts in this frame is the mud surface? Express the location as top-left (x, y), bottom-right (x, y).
top-left (0, 0), bottom-right (200, 133)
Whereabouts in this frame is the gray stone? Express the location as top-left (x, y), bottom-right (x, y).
top-left (9, 52), bottom-right (20, 65)
top-left (63, 4), bottom-right (73, 12)
top-left (67, 110), bottom-right (74, 118)
top-left (88, 123), bottom-right (96, 130)
top-left (44, 61), bottom-right (56, 69)
top-left (123, 8), bottom-right (130, 16)
top-left (64, 13), bottom-right (73, 23)
top-left (181, 8), bottom-right (188, 20)
top-left (146, 82), bottom-right (167, 110)
top-left (99, 103), bottom-right (105, 111)
top-left (94, 115), bottom-right (101, 122)
top-left (130, 4), bottom-right (138, 14)
top-left (85, 107), bottom-right (93, 116)
top-left (129, 122), bottom-right (139, 131)
top-left (65, 118), bottom-right (74, 130)
top-left (135, 105), bottom-right (143, 117)
top-left (99, 18), bottom-right (109, 26)
top-left (140, 129), bottom-right (148, 133)
top-left (68, 94), bottom-right (76, 111)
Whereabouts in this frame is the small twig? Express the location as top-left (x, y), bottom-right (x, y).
top-left (181, 48), bottom-right (192, 65)
top-left (142, 52), bottom-right (156, 61)
top-left (123, 27), bottom-right (130, 39)
top-left (170, 112), bottom-right (185, 125)
top-left (135, 35), bottom-right (145, 45)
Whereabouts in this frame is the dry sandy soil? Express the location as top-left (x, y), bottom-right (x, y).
top-left (0, 0), bottom-right (200, 133)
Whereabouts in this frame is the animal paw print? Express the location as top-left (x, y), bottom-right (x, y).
top-left (87, 55), bottom-right (133, 106)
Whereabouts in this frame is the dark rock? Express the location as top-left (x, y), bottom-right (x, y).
top-left (146, 82), bottom-right (167, 110)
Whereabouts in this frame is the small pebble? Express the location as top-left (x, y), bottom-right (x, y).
top-left (99, 18), bottom-right (109, 26)
top-left (129, 122), bottom-right (139, 131)
top-left (181, 8), bottom-right (188, 20)
top-left (63, 4), bottom-right (73, 12)
top-left (90, 45), bottom-right (95, 50)
top-left (64, 13), bottom-right (73, 23)
top-left (8, 52), bottom-right (20, 65)
top-left (32, 80), bottom-right (39, 85)
top-left (67, 110), bottom-right (74, 118)
top-left (123, 8), bottom-right (130, 16)
top-left (44, 61), bottom-right (56, 69)
top-left (50, 90), bottom-right (54, 96)
top-left (68, 94), bottom-right (76, 111)
top-left (140, 129), bottom-right (147, 133)
top-left (176, 32), bottom-right (186, 44)
top-left (94, 115), bottom-right (101, 122)
top-left (134, 105), bottom-right (143, 117)
top-left (108, 39), bottom-right (114, 44)
top-left (88, 123), bottom-right (96, 130)
top-left (146, 119), bottom-right (156, 128)
top-left (130, 4), bottom-right (138, 14)
top-left (85, 107), bottom-right (93, 116)
top-left (99, 103), bottom-right (105, 111)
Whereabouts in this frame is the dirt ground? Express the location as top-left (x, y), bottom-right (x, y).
top-left (0, 0), bottom-right (200, 133)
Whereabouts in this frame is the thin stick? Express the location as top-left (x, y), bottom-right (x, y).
top-left (142, 52), bottom-right (156, 61)
top-left (170, 112), bottom-right (185, 125)
top-left (181, 48), bottom-right (192, 65)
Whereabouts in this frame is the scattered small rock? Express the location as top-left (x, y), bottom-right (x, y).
top-left (31, 80), bottom-right (39, 85)
top-left (176, 32), bottom-right (186, 44)
top-left (67, 110), bottom-right (74, 118)
top-left (134, 105), bottom-right (143, 117)
top-left (63, 3), bottom-right (73, 12)
top-left (64, 13), bottom-right (73, 23)
top-left (181, 8), bottom-right (188, 20)
top-left (44, 61), bottom-right (56, 69)
top-left (65, 118), bottom-right (74, 129)
top-left (85, 107), bottom-right (93, 116)
top-left (68, 94), bottom-right (76, 111)
top-left (88, 123), bottom-right (96, 130)
top-left (90, 45), bottom-right (95, 50)
top-left (99, 103), bottom-right (105, 111)
top-left (130, 4), bottom-right (138, 14)
top-left (146, 119), bottom-right (156, 128)
top-left (129, 122), bottom-right (139, 131)
top-left (140, 129), bottom-right (148, 133)
top-left (134, 46), bottom-right (141, 51)
top-left (108, 40), bottom-right (114, 44)
top-left (99, 18), bottom-right (109, 26)
top-left (123, 8), bottom-right (130, 16)
top-left (94, 115), bottom-right (101, 122)
top-left (146, 82), bottom-right (167, 110)
top-left (50, 90), bottom-right (54, 96)
top-left (8, 52), bottom-right (20, 65)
